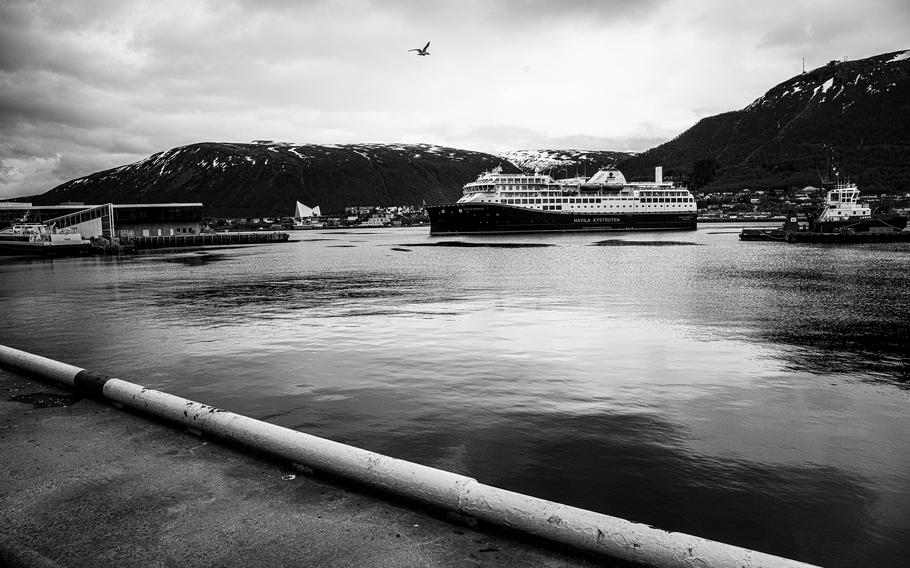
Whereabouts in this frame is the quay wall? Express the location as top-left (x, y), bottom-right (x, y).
top-left (129, 231), bottom-right (289, 250)
top-left (0, 344), bottom-right (819, 568)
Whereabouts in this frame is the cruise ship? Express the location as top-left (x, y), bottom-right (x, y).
top-left (428, 166), bottom-right (697, 235)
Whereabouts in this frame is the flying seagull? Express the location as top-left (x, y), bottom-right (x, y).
top-left (409, 41), bottom-right (430, 56)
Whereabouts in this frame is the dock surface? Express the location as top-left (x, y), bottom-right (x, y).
top-left (0, 368), bottom-right (609, 568)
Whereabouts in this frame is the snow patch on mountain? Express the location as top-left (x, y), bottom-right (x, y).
top-left (352, 150), bottom-right (372, 162)
top-left (498, 149), bottom-right (619, 174)
top-left (500, 149), bottom-right (578, 173)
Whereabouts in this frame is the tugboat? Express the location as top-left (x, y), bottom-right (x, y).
top-left (739, 183), bottom-right (908, 242)
top-left (808, 182), bottom-right (906, 233)
top-left (0, 222), bottom-right (92, 256)
top-left (428, 166), bottom-right (697, 235)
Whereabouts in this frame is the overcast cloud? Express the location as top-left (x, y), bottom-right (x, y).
top-left (1, 0), bottom-right (907, 198)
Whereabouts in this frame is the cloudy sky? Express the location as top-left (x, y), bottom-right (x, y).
top-left (1, 0), bottom-right (907, 199)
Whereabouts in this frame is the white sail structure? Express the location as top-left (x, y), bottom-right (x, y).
top-left (294, 201), bottom-right (321, 218)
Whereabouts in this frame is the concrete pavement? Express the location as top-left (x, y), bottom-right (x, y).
top-left (0, 368), bottom-right (613, 568)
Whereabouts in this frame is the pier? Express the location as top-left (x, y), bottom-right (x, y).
top-left (130, 231), bottom-right (289, 250)
top-left (0, 345), bottom-right (818, 568)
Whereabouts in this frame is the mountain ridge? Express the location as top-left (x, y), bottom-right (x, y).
top-left (26, 143), bottom-right (630, 217)
top-left (617, 49), bottom-right (910, 193)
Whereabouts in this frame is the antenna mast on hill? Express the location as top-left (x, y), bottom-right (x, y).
top-left (802, 57), bottom-right (805, 74)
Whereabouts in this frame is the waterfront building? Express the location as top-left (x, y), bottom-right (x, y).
top-left (0, 202), bottom-right (203, 238)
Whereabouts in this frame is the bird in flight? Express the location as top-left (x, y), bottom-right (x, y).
top-left (409, 41), bottom-right (430, 56)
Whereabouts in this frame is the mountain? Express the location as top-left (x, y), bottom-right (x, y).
top-left (27, 143), bottom-right (631, 217)
top-left (28, 143), bottom-right (523, 217)
top-left (618, 49), bottom-right (910, 194)
top-left (499, 149), bottom-right (633, 179)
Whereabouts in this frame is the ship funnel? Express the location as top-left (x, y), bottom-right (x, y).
top-left (655, 166), bottom-right (663, 183)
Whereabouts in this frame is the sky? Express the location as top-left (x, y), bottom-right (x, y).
top-left (1, 0), bottom-right (908, 199)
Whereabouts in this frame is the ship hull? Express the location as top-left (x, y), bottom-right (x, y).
top-left (811, 214), bottom-right (907, 234)
top-left (428, 204), bottom-right (697, 235)
top-left (0, 240), bottom-right (92, 256)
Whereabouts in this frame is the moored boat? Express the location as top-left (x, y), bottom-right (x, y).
top-left (0, 223), bottom-right (92, 256)
top-left (739, 215), bottom-right (802, 241)
top-left (738, 227), bottom-right (788, 241)
top-left (428, 166), bottom-right (697, 235)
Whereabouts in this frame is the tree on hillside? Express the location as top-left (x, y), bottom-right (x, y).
top-left (690, 158), bottom-right (718, 189)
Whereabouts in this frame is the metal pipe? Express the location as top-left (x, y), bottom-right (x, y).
top-left (0, 344), bottom-right (819, 568)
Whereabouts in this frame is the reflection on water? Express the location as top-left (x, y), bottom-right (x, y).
top-left (1, 226), bottom-right (909, 567)
top-left (156, 271), bottom-right (456, 324)
top-left (591, 239), bottom-right (703, 246)
top-left (695, 249), bottom-right (910, 379)
top-left (403, 241), bottom-right (554, 248)
top-left (157, 252), bottom-right (228, 266)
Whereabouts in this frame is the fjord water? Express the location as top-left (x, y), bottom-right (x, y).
top-left (2, 225), bottom-right (908, 567)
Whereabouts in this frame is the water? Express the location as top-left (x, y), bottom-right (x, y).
top-left (2, 225), bottom-right (909, 566)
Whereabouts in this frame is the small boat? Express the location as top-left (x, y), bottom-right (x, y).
top-left (0, 223), bottom-right (92, 256)
top-left (738, 227), bottom-right (788, 241)
top-left (739, 215), bottom-right (801, 241)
